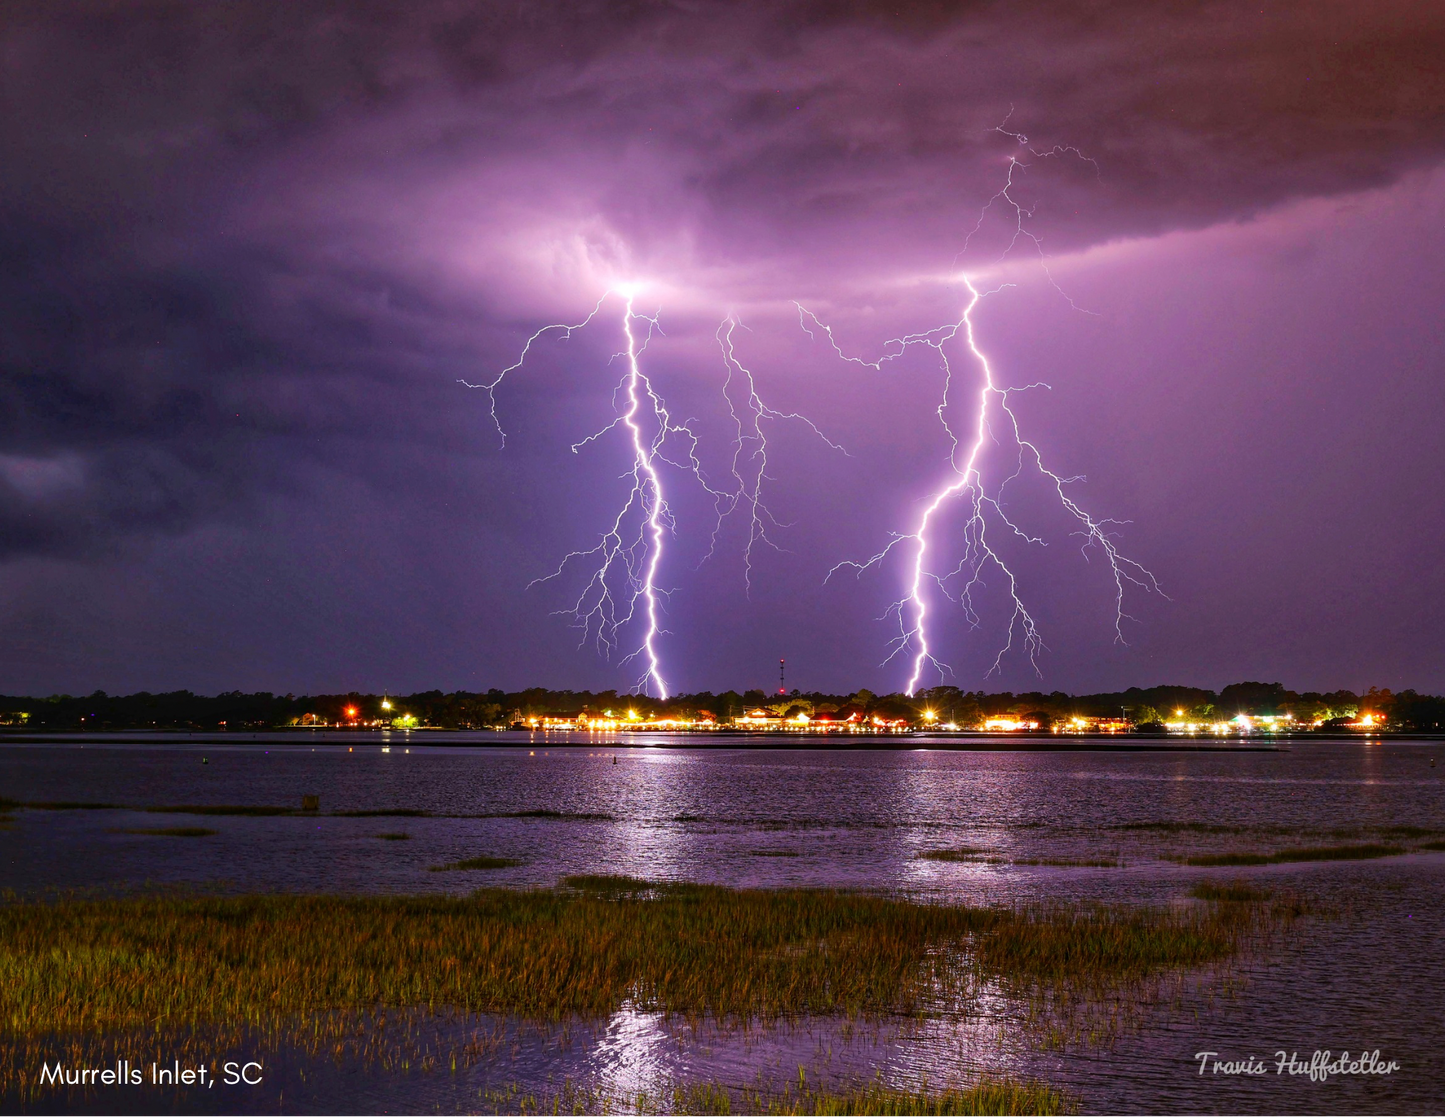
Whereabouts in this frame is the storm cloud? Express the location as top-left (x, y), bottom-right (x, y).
top-left (1, 1), bottom-right (1442, 692)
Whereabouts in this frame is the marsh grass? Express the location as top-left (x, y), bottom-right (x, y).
top-left (918, 851), bottom-right (1118, 868)
top-left (0, 884), bottom-right (1300, 1104)
top-left (428, 857), bottom-right (523, 872)
top-left (1173, 843), bottom-right (1405, 867)
top-left (1418, 840), bottom-right (1445, 851)
top-left (334, 809), bottom-right (430, 818)
top-left (115, 827), bottom-right (217, 838)
top-left (11, 800), bottom-right (619, 820)
top-left (482, 1075), bottom-right (1069, 1115)
top-left (376, 832), bottom-right (412, 841)
top-left (751, 850), bottom-right (802, 857)
top-left (490, 809), bottom-right (616, 821)
top-left (1013, 858), bottom-right (1120, 869)
top-left (917, 848), bottom-right (990, 862)
top-left (0, 882), bottom-right (1294, 1041)
top-left (562, 874), bottom-right (659, 897)
top-left (1189, 880), bottom-right (1270, 903)
top-left (1375, 826), bottom-right (1444, 839)
top-left (145, 804), bottom-right (294, 817)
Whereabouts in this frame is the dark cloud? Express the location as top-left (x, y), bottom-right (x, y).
top-left (0, 1), bottom-right (1442, 689)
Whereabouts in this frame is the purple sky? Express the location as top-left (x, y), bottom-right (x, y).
top-left (2, 1), bottom-right (1443, 697)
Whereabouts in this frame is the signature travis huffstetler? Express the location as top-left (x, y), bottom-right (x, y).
top-left (1195, 1049), bottom-right (1401, 1083)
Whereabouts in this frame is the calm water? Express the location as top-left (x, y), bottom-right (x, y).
top-left (3, 734), bottom-right (1443, 1114)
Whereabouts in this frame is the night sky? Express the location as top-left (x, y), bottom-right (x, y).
top-left (2, 1), bottom-right (1443, 697)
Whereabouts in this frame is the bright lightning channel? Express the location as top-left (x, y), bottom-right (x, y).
top-left (465, 290), bottom-right (841, 697)
top-left (806, 277), bottom-right (1164, 696)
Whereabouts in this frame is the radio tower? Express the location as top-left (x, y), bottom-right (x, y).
top-left (778, 658), bottom-right (786, 696)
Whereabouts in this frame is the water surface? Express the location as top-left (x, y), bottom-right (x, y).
top-left (3, 735), bottom-right (1441, 1113)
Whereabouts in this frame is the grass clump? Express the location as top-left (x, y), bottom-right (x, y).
top-left (1273, 843), bottom-right (1404, 862)
top-left (428, 856), bottom-right (522, 872)
top-left (1112, 821), bottom-right (1242, 834)
top-left (375, 832), bottom-right (411, 841)
top-left (1013, 858), bottom-right (1120, 868)
top-left (750, 849), bottom-right (801, 858)
top-left (22, 801), bottom-right (120, 811)
top-left (1190, 880), bottom-right (1271, 904)
top-left (774, 1086), bottom-right (1069, 1115)
top-left (562, 874), bottom-right (657, 895)
top-left (492, 809), bottom-right (615, 821)
top-left (334, 808), bottom-right (430, 818)
top-left (1373, 826), bottom-right (1443, 839)
top-left (0, 883), bottom-right (1291, 1040)
top-left (116, 827), bottom-right (217, 838)
top-left (1175, 843), bottom-right (1405, 867)
top-left (145, 804), bottom-right (293, 817)
top-left (967, 901), bottom-right (1273, 984)
top-left (481, 1076), bottom-right (1068, 1116)
top-left (917, 848), bottom-right (989, 862)
top-left (756, 1077), bottom-right (1068, 1115)
top-left (1418, 840), bottom-right (1445, 852)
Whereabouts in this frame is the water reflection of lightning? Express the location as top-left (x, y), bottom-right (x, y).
top-left (808, 277), bottom-right (1163, 695)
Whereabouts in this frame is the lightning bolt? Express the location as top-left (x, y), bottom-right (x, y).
top-left (615, 295), bottom-right (668, 698)
top-left (458, 295), bottom-right (609, 449)
top-left (470, 119), bottom-right (1157, 697)
top-left (716, 314), bottom-right (848, 595)
top-left (811, 277), bottom-right (1164, 695)
top-left (466, 290), bottom-right (677, 697)
top-left (798, 119), bottom-right (1163, 695)
top-left (470, 291), bottom-right (841, 697)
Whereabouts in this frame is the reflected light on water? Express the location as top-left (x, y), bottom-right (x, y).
top-left (584, 1001), bottom-right (683, 1096)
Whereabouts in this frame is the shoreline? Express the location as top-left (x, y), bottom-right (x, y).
top-left (0, 728), bottom-right (1343, 751)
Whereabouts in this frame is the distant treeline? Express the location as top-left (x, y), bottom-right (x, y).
top-left (2, 680), bottom-right (1443, 731)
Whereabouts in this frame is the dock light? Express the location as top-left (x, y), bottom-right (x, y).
top-left (381, 700), bottom-right (392, 711)
top-left (627, 709), bottom-right (639, 721)
top-left (923, 710), bottom-right (937, 722)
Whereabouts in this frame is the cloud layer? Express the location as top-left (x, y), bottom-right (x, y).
top-left (1, 1), bottom-right (1442, 691)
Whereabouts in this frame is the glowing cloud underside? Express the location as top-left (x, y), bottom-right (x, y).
top-left (467, 126), bottom-right (1160, 697)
